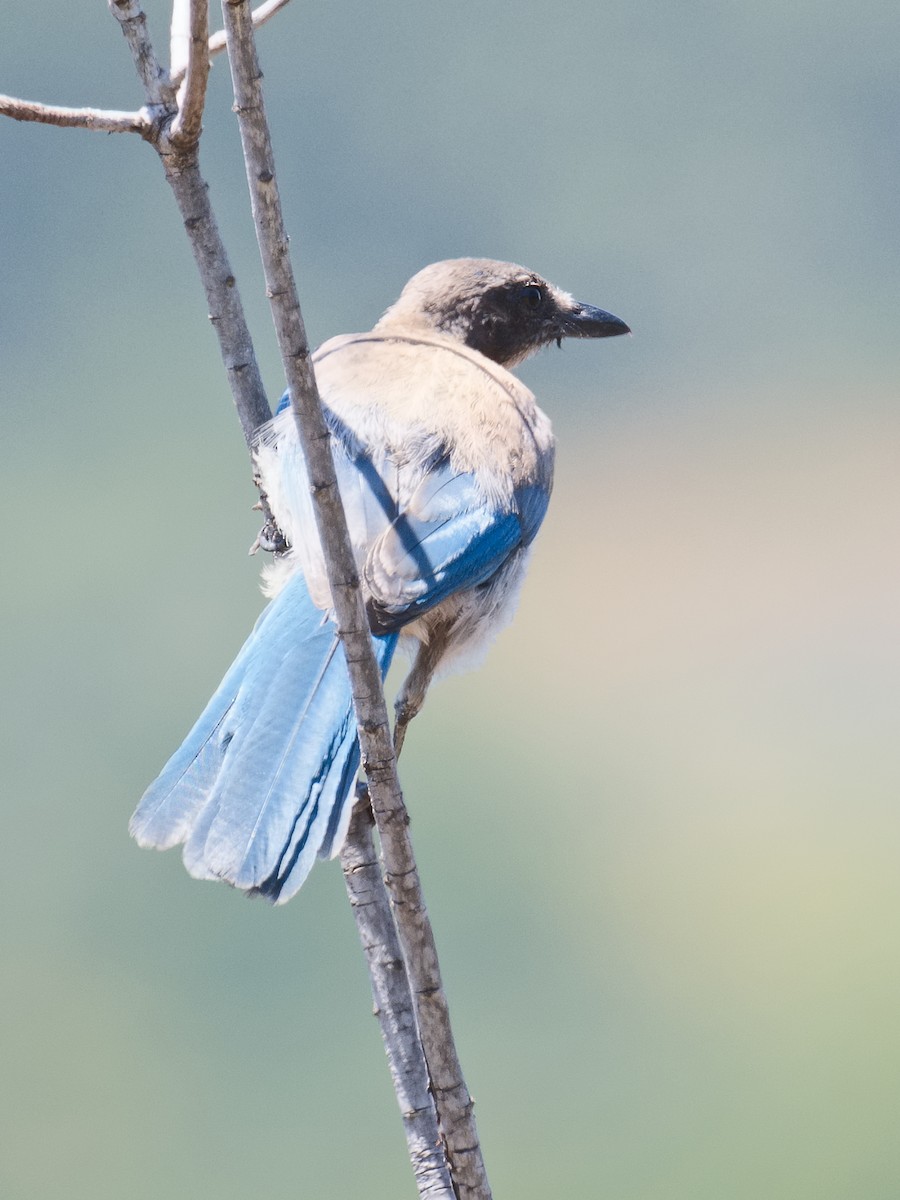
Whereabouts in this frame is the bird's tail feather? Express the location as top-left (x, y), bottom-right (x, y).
top-left (130, 573), bottom-right (397, 903)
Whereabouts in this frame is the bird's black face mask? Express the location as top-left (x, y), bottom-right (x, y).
top-left (459, 278), bottom-right (630, 368)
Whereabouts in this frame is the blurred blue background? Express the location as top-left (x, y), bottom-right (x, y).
top-left (2, 1), bottom-right (899, 1196)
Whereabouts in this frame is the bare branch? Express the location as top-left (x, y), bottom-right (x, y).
top-left (0, 12), bottom-right (272, 599)
top-left (220, 4), bottom-right (492, 1197)
top-left (210, 0), bottom-right (291, 57)
top-left (170, 0), bottom-right (191, 80)
top-left (162, 148), bottom-right (273, 442)
top-left (103, 0), bottom-right (271, 444)
top-left (170, 0), bottom-right (292, 87)
top-left (108, 0), bottom-right (175, 108)
top-left (341, 794), bottom-right (455, 1200)
top-left (0, 94), bottom-right (148, 135)
top-left (170, 0), bottom-right (210, 146)
top-left (377, 822), bottom-right (491, 1200)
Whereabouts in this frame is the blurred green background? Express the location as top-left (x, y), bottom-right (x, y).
top-left (2, 1), bottom-right (899, 1196)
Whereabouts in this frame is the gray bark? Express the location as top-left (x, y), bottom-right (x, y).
top-left (107, 0), bottom-right (272, 446)
top-left (169, 0), bottom-right (209, 146)
top-left (0, 96), bottom-right (148, 134)
top-left (342, 793), bottom-right (455, 1200)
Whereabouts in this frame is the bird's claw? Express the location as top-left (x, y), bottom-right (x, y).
top-left (249, 518), bottom-right (289, 556)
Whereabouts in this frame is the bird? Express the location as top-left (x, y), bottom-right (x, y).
top-left (130, 258), bottom-right (629, 903)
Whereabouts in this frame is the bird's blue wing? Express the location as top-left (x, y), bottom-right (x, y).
top-left (274, 390), bottom-right (551, 633)
top-left (363, 460), bottom-right (549, 633)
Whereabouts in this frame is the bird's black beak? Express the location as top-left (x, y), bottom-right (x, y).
top-left (560, 301), bottom-right (631, 340)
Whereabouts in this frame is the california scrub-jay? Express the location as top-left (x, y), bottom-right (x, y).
top-left (131, 259), bottom-right (629, 902)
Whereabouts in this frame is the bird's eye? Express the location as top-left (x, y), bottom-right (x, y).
top-left (520, 284), bottom-right (543, 310)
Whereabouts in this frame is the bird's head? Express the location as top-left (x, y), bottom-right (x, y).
top-left (374, 257), bottom-right (630, 369)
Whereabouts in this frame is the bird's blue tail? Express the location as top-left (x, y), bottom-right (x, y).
top-left (130, 572), bottom-right (397, 903)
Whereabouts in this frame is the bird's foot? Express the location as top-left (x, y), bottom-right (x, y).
top-left (249, 517), bottom-right (288, 556)
top-left (248, 490), bottom-right (289, 556)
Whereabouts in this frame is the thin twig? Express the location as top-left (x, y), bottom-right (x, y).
top-left (0, 95), bottom-right (148, 135)
top-left (177, 0), bottom-right (294, 87)
top-left (170, 0), bottom-right (210, 145)
top-left (209, 0), bottom-right (291, 57)
top-left (341, 792), bottom-right (455, 1200)
top-left (160, 147), bottom-right (273, 443)
top-left (219, 4), bottom-right (491, 1197)
top-left (105, 0), bottom-right (272, 447)
top-left (108, 0), bottom-right (175, 108)
top-left (171, 0), bottom-right (292, 87)
top-left (170, 0), bottom-right (191, 80)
